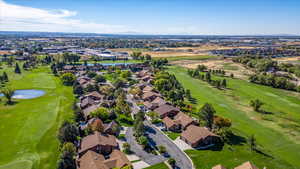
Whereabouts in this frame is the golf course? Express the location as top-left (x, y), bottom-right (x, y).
top-left (0, 66), bottom-right (74, 169)
top-left (167, 66), bottom-right (300, 169)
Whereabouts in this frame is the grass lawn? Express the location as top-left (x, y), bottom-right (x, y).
top-left (155, 55), bottom-right (217, 61)
top-left (0, 65), bottom-right (74, 169)
top-left (144, 162), bottom-right (168, 169)
top-left (167, 66), bottom-right (300, 169)
top-left (185, 144), bottom-right (293, 169)
top-left (164, 131), bottom-right (181, 140)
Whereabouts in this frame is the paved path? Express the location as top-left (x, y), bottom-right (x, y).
top-left (144, 121), bottom-right (194, 169)
top-left (125, 127), bottom-right (166, 165)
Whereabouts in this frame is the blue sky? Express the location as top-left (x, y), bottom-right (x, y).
top-left (0, 0), bottom-right (300, 35)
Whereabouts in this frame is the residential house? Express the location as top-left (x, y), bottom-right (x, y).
top-left (144, 97), bottom-right (167, 110)
top-left (142, 92), bottom-right (161, 102)
top-left (79, 131), bottom-right (118, 156)
top-left (78, 150), bottom-right (131, 169)
top-left (234, 161), bottom-right (259, 169)
top-left (103, 121), bottom-right (120, 136)
top-left (142, 85), bottom-right (154, 93)
top-left (212, 164), bottom-right (227, 169)
top-left (162, 112), bottom-right (196, 132)
top-left (82, 104), bottom-right (100, 119)
top-left (180, 125), bottom-right (220, 148)
top-left (81, 97), bottom-right (96, 109)
top-left (154, 104), bottom-right (180, 118)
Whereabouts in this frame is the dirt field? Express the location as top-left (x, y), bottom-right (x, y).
top-left (109, 45), bottom-right (256, 58)
top-left (273, 56), bottom-right (300, 62)
top-left (171, 58), bottom-right (254, 80)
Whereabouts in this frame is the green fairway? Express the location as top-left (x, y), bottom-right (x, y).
top-left (167, 66), bottom-right (300, 169)
top-left (0, 66), bottom-right (74, 169)
top-left (185, 144), bottom-right (293, 169)
top-left (144, 162), bottom-right (168, 169)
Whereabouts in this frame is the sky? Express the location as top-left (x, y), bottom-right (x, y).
top-left (0, 0), bottom-right (300, 35)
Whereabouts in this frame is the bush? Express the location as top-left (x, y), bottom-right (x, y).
top-left (123, 143), bottom-right (131, 154)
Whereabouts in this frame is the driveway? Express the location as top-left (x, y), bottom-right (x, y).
top-left (144, 121), bottom-right (194, 169)
top-left (125, 127), bottom-right (166, 165)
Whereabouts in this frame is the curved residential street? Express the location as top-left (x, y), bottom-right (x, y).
top-left (125, 127), bottom-right (166, 165)
top-left (144, 121), bottom-right (194, 169)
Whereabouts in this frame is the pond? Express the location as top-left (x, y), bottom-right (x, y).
top-left (0, 89), bottom-right (45, 99)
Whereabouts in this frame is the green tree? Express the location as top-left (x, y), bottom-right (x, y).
top-left (249, 135), bottom-right (257, 151)
top-left (123, 143), bottom-right (131, 154)
top-left (158, 145), bottom-right (166, 154)
top-left (138, 136), bottom-right (148, 147)
top-left (221, 79), bottom-right (227, 88)
top-left (199, 103), bottom-right (215, 130)
top-left (58, 142), bottom-right (76, 169)
top-left (14, 63), bottom-right (21, 74)
top-left (168, 158), bottom-right (176, 166)
top-left (58, 121), bottom-right (79, 144)
top-left (2, 72), bottom-right (8, 82)
top-left (250, 99), bottom-right (264, 112)
top-left (1, 88), bottom-right (14, 104)
top-left (91, 107), bottom-right (110, 121)
top-left (95, 75), bottom-right (106, 83)
top-left (61, 73), bottom-right (76, 86)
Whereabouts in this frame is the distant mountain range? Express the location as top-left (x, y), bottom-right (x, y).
top-left (0, 31), bottom-right (299, 39)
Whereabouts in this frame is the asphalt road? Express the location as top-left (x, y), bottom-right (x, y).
top-left (125, 127), bottom-right (166, 165)
top-left (144, 121), bottom-right (194, 169)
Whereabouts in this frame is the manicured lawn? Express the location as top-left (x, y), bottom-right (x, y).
top-left (185, 144), bottom-right (293, 169)
top-left (0, 66), bottom-right (74, 169)
top-left (144, 162), bottom-right (168, 169)
top-left (164, 131), bottom-right (181, 140)
top-left (167, 66), bottom-right (300, 169)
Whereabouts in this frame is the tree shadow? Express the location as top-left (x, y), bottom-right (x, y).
top-left (188, 97), bottom-right (197, 104)
top-left (254, 148), bottom-right (274, 158)
top-left (5, 100), bottom-right (18, 105)
top-left (226, 132), bottom-right (247, 146)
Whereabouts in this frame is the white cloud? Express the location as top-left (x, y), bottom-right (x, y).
top-left (0, 0), bottom-right (129, 33)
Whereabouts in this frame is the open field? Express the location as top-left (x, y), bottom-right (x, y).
top-left (110, 45), bottom-right (255, 59)
top-left (0, 66), bottom-right (74, 169)
top-left (170, 58), bottom-right (254, 80)
top-left (167, 66), bottom-right (300, 169)
top-left (273, 56), bottom-right (300, 63)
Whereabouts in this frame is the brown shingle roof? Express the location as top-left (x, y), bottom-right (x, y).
top-left (81, 97), bottom-right (96, 108)
top-left (79, 150), bottom-right (107, 169)
top-left (234, 161), bottom-right (259, 169)
top-left (103, 150), bottom-right (131, 168)
top-left (154, 104), bottom-right (180, 117)
top-left (82, 104), bottom-right (100, 118)
top-left (212, 164), bottom-right (227, 169)
top-left (78, 150), bottom-right (131, 169)
top-left (162, 116), bottom-right (177, 128)
top-left (151, 97), bottom-right (166, 106)
top-left (142, 91), bottom-right (160, 100)
top-left (143, 85), bottom-right (154, 92)
top-left (85, 91), bottom-right (105, 100)
top-left (79, 132), bottom-right (118, 154)
top-left (174, 112), bottom-right (195, 129)
top-left (181, 125), bottom-right (218, 145)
